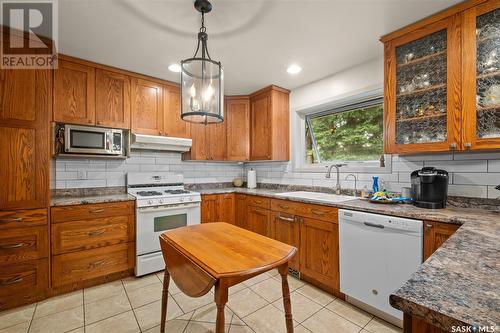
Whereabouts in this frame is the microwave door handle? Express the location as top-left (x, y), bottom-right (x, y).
top-left (138, 203), bottom-right (200, 213)
top-left (105, 133), bottom-right (111, 152)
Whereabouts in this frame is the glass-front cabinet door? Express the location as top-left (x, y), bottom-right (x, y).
top-left (463, 2), bottom-right (500, 150)
top-left (384, 16), bottom-right (461, 154)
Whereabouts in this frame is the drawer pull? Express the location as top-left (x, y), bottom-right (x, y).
top-left (311, 209), bottom-right (326, 216)
top-left (89, 209), bottom-right (105, 214)
top-left (88, 229), bottom-right (105, 237)
top-left (1, 277), bottom-right (23, 285)
top-left (0, 242), bottom-right (25, 249)
top-left (279, 204), bottom-right (289, 209)
top-left (277, 215), bottom-right (295, 222)
top-left (0, 218), bottom-right (23, 223)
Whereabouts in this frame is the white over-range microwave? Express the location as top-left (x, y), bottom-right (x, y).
top-left (56, 124), bottom-right (125, 156)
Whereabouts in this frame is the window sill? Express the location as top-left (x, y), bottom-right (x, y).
top-left (293, 160), bottom-right (393, 174)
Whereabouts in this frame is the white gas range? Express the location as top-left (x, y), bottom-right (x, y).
top-left (127, 172), bottom-right (201, 276)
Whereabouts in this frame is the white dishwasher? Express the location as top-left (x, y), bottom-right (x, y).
top-left (339, 209), bottom-right (422, 324)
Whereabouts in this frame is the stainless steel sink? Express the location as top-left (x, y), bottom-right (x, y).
top-left (275, 191), bottom-right (355, 203)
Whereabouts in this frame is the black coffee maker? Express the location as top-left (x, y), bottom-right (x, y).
top-left (410, 167), bottom-right (448, 209)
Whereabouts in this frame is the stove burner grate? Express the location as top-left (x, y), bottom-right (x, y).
top-left (165, 189), bottom-right (191, 195)
top-left (136, 190), bottom-right (163, 196)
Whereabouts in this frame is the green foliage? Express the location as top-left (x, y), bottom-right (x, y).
top-left (307, 104), bottom-right (384, 162)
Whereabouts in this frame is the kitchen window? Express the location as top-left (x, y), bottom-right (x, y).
top-left (305, 99), bottom-right (384, 165)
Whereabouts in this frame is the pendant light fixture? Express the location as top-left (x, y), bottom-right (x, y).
top-left (180, 0), bottom-right (224, 124)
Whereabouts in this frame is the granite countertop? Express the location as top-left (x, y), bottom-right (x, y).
top-left (199, 187), bottom-right (500, 329)
top-left (51, 193), bottom-right (135, 207)
top-left (198, 187), bottom-right (500, 225)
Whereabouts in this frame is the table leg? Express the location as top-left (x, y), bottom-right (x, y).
top-left (214, 280), bottom-right (228, 333)
top-left (278, 264), bottom-right (294, 333)
top-left (160, 270), bottom-right (170, 333)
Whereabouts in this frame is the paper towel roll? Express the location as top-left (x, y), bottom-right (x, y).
top-left (247, 169), bottom-right (257, 189)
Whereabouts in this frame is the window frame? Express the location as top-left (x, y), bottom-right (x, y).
top-left (291, 87), bottom-right (392, 174)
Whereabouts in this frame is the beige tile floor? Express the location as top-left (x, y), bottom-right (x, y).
top-left (0, 270), bottom-right (402, 333)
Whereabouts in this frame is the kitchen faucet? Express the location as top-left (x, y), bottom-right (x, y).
top-left (345, 174), bottom-right (357, 197)
top-left (325, 164), bottom-right (346, 195)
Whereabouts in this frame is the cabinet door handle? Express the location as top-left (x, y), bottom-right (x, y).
top-left (89, 209), bottom-right (105, 214)
top-left (279, 204), bottom-right (289, 210)
top-left (277, 214), bottom-right (295, 222)
top-left (0, 242), bottom-right (25, 249)
top-left (426, 224), bottom-right (433, 228)
top-left (464, 142), bottom-right (472, 149)
top-left (88, 229), bottom-right (105, 237)
top-left (0, 218), bottom-right (23, 223)
top-left (449, 143), bottom-right (457, 150)
top-left (1, 277), bottom-right (23, 285)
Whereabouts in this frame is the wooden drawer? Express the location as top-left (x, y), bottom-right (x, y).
top-left (0, 209), bottom-right (47, 230)
top-left (51, 201), bottom-right (135, 223)
top-left (52, 243), bottom-right (135, 287)
top-left (246, 195), bottom-right (270, 209)
top-left (52, 215), bottom-right (135, 255)
top-left (271, 199), bottom-right (302, 215)
top-left (0, 258), bottom-right (49, 301)
top-left (0, 226), bottom-right (48, 264)
top-left (297, 203), bottom-right (338, 223)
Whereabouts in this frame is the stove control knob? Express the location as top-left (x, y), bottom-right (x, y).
top-left (159, 199), bottom-right (164, 204)
top-left (147, 200), bottom-right (153, 205)
top-left (180, 197), bottom-right (185, 202)
top-left (189, 197), bottom-right (193, 201)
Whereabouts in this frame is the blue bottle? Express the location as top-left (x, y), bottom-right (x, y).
top-left (372, 176), bottom-right (379, 193)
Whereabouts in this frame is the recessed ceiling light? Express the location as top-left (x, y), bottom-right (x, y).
top-left (168, 63), bottom-right (181, 73)
top-left (287, 64), bottom-right (302, 74)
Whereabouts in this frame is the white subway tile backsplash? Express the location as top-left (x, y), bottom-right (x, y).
top-left (66, 162), bottom-right (106, 171)
top-left (488, 160), bottom-right (500, 172)
top-left (487, 186), bottom-right (500, 199)
top-left (65, 179), bottom-right (107, 188)
top-left (448, 184), bottom-right (488, 198)
top-left (430, 160), bottom-right (487, 172)
top-left (453, 173), bottom-right (500, 185)
top-left (393, 161), bottom-right (423, 172)
top-left (125, 156), bottom-right (155, 164)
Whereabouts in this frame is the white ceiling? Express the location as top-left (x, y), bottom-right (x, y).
top-left (59, 0), bottom-right (462, 95)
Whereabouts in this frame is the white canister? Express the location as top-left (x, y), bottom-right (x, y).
top-left (247, 169), bottom-right (257, 189)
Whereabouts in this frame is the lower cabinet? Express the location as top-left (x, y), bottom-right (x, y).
top-left (200, 193), bottom-right (235, 224)
top-left (235, 194), bottom-right (247, 228)
top-left (423, 220), bottom-right (460, 260)
top-left (246, 205), bottom-right (271, 237)
top-left (271, 212), bottom-right (300, 270)
top-left (50, 201), bottom-right (135, 290)
top-left (299, 217), bottom-right (339, 292)
top-left (0, 208), bottom-right (49, 310)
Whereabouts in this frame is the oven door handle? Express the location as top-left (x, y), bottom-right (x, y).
top-left (137, 202), bottom-right (200, 213)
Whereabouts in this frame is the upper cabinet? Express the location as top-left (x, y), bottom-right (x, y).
top-left (383, 15), bottom-right (461, 154)
top-left (163, 85), bottom-right (190, 138)
top-left (95, 69), bottom-right (130, 129)
top-left (226, 96), bottom-right (250, 161)
top-left (462, 2), bottom-right (500, 150)
top-left (54, 59), bottom-right (95, 125)
top-left (382, 0), bottom-right (500, 154)
top-left (131, 78), bottom-right (163, 135)
top-left (250, 86), bottom-right (290, 161)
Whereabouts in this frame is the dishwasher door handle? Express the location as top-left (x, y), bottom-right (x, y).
top-left (363, 222), bottom-right (385, 229)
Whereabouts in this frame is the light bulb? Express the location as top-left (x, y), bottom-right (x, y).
top-left (190, 84), bottom-right (196, 98)
top-left (202, 83), bottom-right (214, 102)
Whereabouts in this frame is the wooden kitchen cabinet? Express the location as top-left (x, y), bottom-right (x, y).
top-left (462, 2), bottom-right (500, 150)
top-left (185, 122), bottom-right (226, 160)
top-left (226, 96), bottom-right (250, 160)
top-left (54, 59), bottom-right (95, 125)
top-left (246, 205), bottom-right (271, 237)
top-left (50, 201), bottom-right (135, 289)
top-left (423, 221), bottom-right (459, 260)
top-left (200, 193), bottom-right (235, 224)
top-left (271, 212), bottom-right (300, 270)
top-left (95, 69), bottom-right (131, 129)
top-left (131, 78), bottom-right (164, 135)
top-left (235, 194), bottom-right (248, 228)
top-left (163, 84), bottom-right (191, 138)
top-left (300, 216), bottom-right (339, 293)
top-left (250, 86), bottom-right (290, 161)
top-left (0, 68), bottom-right (50, 210)
top-left (382, 1), bottom-right (500, 154)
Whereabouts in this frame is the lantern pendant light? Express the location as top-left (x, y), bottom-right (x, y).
top-left (180, 0), bottom-right (224, 124)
